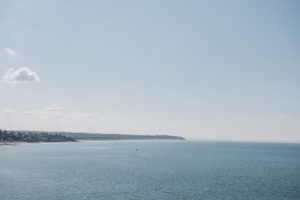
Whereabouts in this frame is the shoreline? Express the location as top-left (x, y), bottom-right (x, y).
top-left (0, 141), bottom-right (78, 146)
top-left (0, 142), bottom-right (22, 146)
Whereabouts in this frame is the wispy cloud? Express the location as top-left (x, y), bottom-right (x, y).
top-left (0, 105), bottom-right (105, 132)
top-left (4, 48), bottom-right (17, 57)
top-left (279, 113), bottom-right (289, 119)
top-left (46, 104), bottom-right (64, 112)
top-left (0, 104), bottom-right (102, 120)
top-left (0, 104), bottom-right (162, 134)
top-left (0, 108), bottom-right (17, 116)
top-left (2, 67), bottom-right (39, 83)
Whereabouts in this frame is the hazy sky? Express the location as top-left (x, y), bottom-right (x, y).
top-left (1, 0), bottom-right (299, 141)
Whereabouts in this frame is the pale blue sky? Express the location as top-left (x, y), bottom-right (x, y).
top-left (1, 0), bottom-right (300, 141)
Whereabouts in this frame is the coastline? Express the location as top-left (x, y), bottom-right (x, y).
top-left (0, 142), bottom-right (21, 146)
top-left (0, 141), bottom-right (78, 146)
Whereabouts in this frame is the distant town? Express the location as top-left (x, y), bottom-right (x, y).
top-left (0, 129), bottom-right (185, 143)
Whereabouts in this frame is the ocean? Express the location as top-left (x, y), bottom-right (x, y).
top-left (0, 141), bottom-right (299, 200)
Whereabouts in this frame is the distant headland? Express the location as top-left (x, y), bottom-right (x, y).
top-left (0, 129), bottom-right (186, 144)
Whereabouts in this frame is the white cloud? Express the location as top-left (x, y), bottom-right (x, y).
top-left (20, 105), bottom-right (64, 119)
top-left (0, 104), bottom-right (164, 135)
top-left (67, 111), bottom-right (84, 119)
top-left (0, 105), bottom-right (117, 123)
top-left (22, 110), bottom-right (41, 116)
top-left (279, 113), bottom-right (289, 119)
top-left (13, 105), bottom-right (102, 120)
top-left (4, 48), bottom-right (17, 57)
top-left (46, 104), bottom-right (64, 112)
top-left (2, 67), bottom-right (39, 83)
top-left (85, 113), bottom-right (102, 119)
top-left (0, 108), bottom-right (17, 116)
top-left (66, 111), bottom-right (102, 120)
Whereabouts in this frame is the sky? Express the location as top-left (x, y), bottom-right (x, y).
top-left (0, 0), bottom-right (300, 141)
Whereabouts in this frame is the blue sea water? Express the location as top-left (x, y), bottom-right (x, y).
top-left (0, 141), bottom-right (300, 200)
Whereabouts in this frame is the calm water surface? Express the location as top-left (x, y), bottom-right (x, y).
top-left (0, 141), bottom-right (300, 200)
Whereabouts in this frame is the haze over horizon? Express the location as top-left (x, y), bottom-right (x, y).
top-left (1, 0), bottom-right (299, 141)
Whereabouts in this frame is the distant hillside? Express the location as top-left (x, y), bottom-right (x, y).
top-left (58, 132), bottom-right (186, 141)
top-left (0, 130), bottom-right (75, 143)
top-left (0, 129), bottom-right (185, 143)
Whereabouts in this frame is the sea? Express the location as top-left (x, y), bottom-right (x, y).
top-left (0, 141), bottom-right (299, 200)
